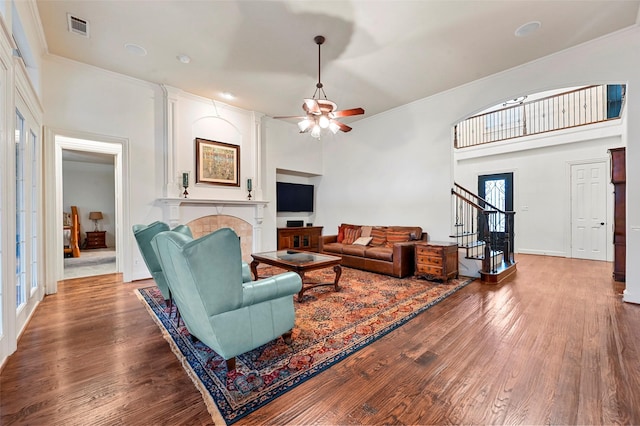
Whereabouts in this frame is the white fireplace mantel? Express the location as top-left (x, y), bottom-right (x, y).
top-left (158, 197), bottom-right (269, 227)
top-left (158, 197), bottom-right (268, 208)
top-left (158, 198), bottom-right (270, 253)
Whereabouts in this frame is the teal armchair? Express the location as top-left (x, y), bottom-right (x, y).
top-left (132, 221), bottom-right (193, 302)
top-left (133, 221), bottom-right (252, 303)
top-left (151, 227), bottom-right (302, 371)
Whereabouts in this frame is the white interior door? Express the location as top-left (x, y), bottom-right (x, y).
top-left (571, 162), bottom-right (607, 260)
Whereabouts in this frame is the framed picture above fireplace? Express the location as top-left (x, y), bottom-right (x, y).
top-left (195, 138), bottom-right (240, 187)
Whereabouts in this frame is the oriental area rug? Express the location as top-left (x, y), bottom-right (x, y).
top-left (135, 266), bottom-right (475, 424)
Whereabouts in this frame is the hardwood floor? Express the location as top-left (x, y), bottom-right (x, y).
top-left (1, 254), bottom-right (639, 425)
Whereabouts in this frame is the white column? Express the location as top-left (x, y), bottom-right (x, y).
top-left (160, 199), bottom-right (182, 228)
top-left (162, 85), bottom-right (181, 198)
top-left (253, 203), bottom-right (265, 252)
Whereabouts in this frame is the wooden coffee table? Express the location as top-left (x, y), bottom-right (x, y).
top-left (250, 250), bottom-right (342, 300)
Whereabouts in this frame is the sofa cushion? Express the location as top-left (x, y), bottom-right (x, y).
top-left (365, 246), bottom-right (393, 261)
top-left (370, 227), bottom-right (387, 246)
top-left (353, 236), bottom-right (373, 246)
top-left (342, 244), bottom-right (367, 257)
top-left (343, 227), bottom-right (362, 245)
top-left (338, 223), bottom-right (358, 243)
top-left (323, 242), bottom-right (344, 254)
top-left (385, 229), bottom-right (411, 247)
top-left (388, 226), bottom-right (423, 241)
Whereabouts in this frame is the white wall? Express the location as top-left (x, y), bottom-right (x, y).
top-left (289, 26), bottom-right (640, 301)
top-left (62, 159), bottom-right (116, 247)
top-left (43, 58), bottom-right (270, 279)
top-left (455, 129), bottom-right (621, 257)
top-left (311, 25), bottom-right (640, 303)
top-left (43, 55), bottom-right (161, 281)
top-left (314, 89), bottom-right (458, 240)
top-left (445, 26), bottom-right (640, 304)
top-left (170, 90), bottom-right (258, 200)
top-left (42, 25), bottom-right (640, 303)
top-left (263, 118), bottom-right (323, 248)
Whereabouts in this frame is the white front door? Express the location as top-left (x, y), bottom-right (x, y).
top-left (571, 162), bottom-right (607, 260)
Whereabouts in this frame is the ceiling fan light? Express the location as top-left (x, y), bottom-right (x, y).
top-left (318, 115), bottom-right (330, 129)
top-left (298, 118), bottom-right (312, 132)
top-left (329, 121), bottom-right (340, 134)
top-left (310, 125), bottom-right (321, 139)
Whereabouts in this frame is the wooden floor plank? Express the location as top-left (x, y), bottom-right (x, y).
top-left (1, 254), bottom-right (640, 425)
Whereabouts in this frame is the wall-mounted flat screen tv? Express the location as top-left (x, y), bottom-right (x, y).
top-left (276, 182), bottom-right (314, 212)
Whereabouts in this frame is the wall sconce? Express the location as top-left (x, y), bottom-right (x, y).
top-left (182, 172), bottom-right (189, 198)
top-left (89, 211), bottom-right (103, 231)
top-left (247, 178), bottom-right (253, 200)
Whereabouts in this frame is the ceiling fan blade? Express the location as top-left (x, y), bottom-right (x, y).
top-left (331, 107), bottom-right (365, 118)
top-left (332, 120), bottom-right (352, 132)
top-left (273, 115), bottom-right (306, 120)
top-left (302, 99), bottom-right (321, 114)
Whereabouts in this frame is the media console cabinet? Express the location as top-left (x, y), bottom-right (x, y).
top-left (277, 226), bottom-right (323, 252)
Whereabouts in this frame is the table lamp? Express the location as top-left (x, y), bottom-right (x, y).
top-left (89, 211), bottom-right (103, 231)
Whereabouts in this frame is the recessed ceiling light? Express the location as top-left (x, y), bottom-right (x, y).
top-left (124, 43), bottom-right (147, 56)
top-left (177, 54), bottom-right (191, 64)
top-left (221, 92), bottom-right (235, 100)
top-left (515, 21), bottom-right (541, 37)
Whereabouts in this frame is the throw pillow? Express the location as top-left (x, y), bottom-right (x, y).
top-left (352, 236), bottom-right (373, 246)
top-left (337, 225), bottom-right (346, 243)
top-left (370, 227), bottom-right (387, 246)
top-left (385, 230), bottom-right (411, 247)
top-left (343, 227), bottom-right (362, 245)
top-left (360, 226), bottom-right (373, 237)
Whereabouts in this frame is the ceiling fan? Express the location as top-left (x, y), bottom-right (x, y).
top-left (274, 35), bottom-right (365, 139)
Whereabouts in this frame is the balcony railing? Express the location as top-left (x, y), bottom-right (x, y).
top-left (454, 84), bottom-right (625, 149)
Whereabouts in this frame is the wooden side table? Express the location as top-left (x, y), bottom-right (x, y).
top-left (415, 241), bottom-right (459, 281)
top-left (85, 231), bottom-right (107, 249)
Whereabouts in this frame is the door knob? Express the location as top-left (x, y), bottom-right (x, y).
top-left (600, 222), bottom-right (605, 225)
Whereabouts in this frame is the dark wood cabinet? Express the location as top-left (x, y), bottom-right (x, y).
top-left (609, 147), bottom-right (625, 282)
top-left (415, 241), bottom-right (459, 281)
top-left (277, 226), bottom-right (323, 252)
top-left (85, 231), bottom-right (107, 249)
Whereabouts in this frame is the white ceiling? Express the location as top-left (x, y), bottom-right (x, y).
top-left (36, 1), bottom-right (640, 122)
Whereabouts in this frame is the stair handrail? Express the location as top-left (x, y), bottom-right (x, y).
top-left (452, 182), bottom-right (516, 275)
top-left (451, 188), bottom-right (498, 272)
top-left (451, 188), bottom-right (490, 212)
top-left (454, 182), bottom-right (504, 214)
top-left (454, 182), bottom-right (515, 264)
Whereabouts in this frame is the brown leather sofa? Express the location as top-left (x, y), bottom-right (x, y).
top-left (320, 224), bottom-right (427, 278)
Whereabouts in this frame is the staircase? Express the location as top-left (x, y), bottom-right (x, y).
top-left (451, 183), bottom-right (517, 284)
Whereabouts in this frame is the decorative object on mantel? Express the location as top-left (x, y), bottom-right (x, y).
top-left (247, 178), bottom-right (252, 200)
top-left (88, 211), bottom-right (103, 231)
top-left (195, 137), bottom-right (240, 187)
top-left (273, 35), bottom-right (365, 139)
top-left (182, 172), bottom-right (189, 198)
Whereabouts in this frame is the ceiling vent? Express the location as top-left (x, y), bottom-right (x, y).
top-left (67, 14), bottom-right (89, 37)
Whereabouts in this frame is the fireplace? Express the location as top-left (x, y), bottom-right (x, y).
top-left (187, 215), bottom-right (252, 261)
top-left (158, 198), bottom-right (268, 262)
